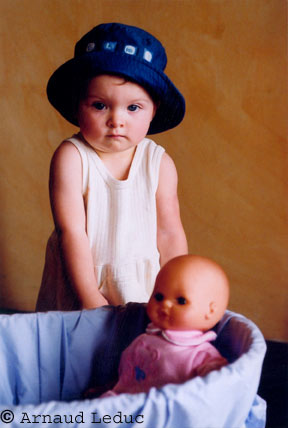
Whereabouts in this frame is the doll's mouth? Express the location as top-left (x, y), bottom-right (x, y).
top-left (158, 310), bottom-right (169, 319)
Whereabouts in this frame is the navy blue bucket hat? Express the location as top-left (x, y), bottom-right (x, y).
top-left (47, 23), bottom-right (185, 134)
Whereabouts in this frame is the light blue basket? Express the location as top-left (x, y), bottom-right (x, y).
top-left (0, 304), bottom-right (266, 427)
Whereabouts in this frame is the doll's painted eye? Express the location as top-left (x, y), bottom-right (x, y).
top-left (177, 296), bottom-right (186, 305)
top-left (154, 292), bottom-right (164, 302)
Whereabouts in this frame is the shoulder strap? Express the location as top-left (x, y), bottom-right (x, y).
top-left (142, 138), bottom-right (165, 192)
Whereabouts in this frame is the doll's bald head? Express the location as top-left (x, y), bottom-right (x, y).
top-left (147, 255), bottom-right (230, 331)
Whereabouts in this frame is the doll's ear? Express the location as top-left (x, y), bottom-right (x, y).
top-left (205, 301), bottom-right (216, 320)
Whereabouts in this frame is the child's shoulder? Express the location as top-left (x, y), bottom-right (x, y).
top-left (140, 138), bottom-right (178, 176)
top-left (51, 136), bottom-right (83, 172)
top-left (52, 133), bottom-right (86, 158)
top-left (140, 137), bottom-right (165, 156)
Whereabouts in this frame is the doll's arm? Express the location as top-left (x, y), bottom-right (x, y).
top-left (156, 152), bottom-right (188, 266)
top-left (49, 141), bottom-right (108, 308)
top-left (193, 349), bottom-right (227, 378)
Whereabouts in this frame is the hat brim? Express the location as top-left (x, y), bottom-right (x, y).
top-left (47, 51), bottom-right (185, 134)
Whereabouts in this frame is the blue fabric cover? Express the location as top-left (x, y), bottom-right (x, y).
top-left (0, 304), bottom-right (266, 427)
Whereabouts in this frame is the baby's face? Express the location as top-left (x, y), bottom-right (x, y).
top-left (147, 256), bottom-right (229, 331)
top-left (77, 75), bottom-right (156, 155)
top-left (147, 263), bottom-right (209, 331)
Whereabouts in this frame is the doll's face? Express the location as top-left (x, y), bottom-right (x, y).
top-left (147, 255), bottom-right (229, 331)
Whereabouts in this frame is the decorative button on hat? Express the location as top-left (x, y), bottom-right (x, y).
top-left (47, 23), bottom-right (185, 134)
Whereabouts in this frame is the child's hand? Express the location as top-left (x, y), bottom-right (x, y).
top-left (156, 152), bottom-right (188, 266)
top-left (50, 142), bottom-right (109, 310)
top-left (81, 292), bottom-right (109, 309)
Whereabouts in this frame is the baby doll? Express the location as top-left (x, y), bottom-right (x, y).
top-left (100, 254), bottom-right (229, 396)
top-left (36, 22), bottom-right (187, 311)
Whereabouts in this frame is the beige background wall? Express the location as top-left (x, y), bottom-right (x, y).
top-left (0, 0), bottom-right (287, 340)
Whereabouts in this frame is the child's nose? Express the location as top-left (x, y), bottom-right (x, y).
top-left (107, 109), bottom-right (124, 128)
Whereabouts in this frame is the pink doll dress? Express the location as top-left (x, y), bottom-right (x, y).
top-left (102, 323), bottom-right (227, 396)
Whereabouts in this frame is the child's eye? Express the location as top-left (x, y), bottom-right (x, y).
top-left (177, 296), bottom-right (186, 305)
top-left (93, 102), bottom-right (106, 110)
top-left (154, 292), bottom-right (164, 302)
top-left (127, 104), bottom-right (140, 112)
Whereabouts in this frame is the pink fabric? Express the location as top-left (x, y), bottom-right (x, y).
top-left (102, 323), bottom-right (227, 396)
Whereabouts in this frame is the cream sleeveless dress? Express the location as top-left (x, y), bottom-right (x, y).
top-left (36, 134), bottom-right (164, 311)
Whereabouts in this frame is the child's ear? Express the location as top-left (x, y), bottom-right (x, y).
top-left (152, 101), bottom-right (160, 119)
top-left (204, 301), bottom-right (216, 320)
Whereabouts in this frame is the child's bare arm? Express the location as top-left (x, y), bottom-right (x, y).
top-left (49, 141), bottom-right (108, 308)
top-left (156, 153), bottom-right (188, 266)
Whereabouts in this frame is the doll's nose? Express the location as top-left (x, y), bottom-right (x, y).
top-left (162, 299), bottom-right (173, 309)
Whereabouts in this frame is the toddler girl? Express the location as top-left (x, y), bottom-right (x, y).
top-left (36, 23), bottom-right (187, 311)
